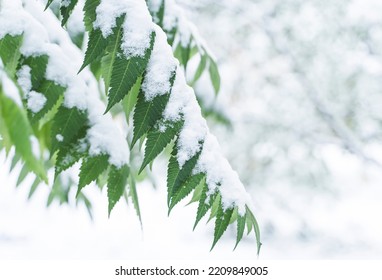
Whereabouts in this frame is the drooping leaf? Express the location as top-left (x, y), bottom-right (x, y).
top-left (208, 59), bottom-right (221, 95)
top-left (0, 92), bottom-right (47, 182)
top-left (169, 173), bottom-right (204, 213)
top-left (132, 91), bottom-right (169, 147)
top-left (79, 28), bottom-right (109, 73)
top-left (28, 176), bottom-right (41, 199)
top-left (78, 154), bottom-right (109, 194)
top-left (246, 205), bottom-right (262, 255)
top-left (16, 163), bottom-right (30, 187)
top-left (187, 177), bottom-right (205, 204)
top-left (157, 0), bottom-right (165, 26)
top-left (122, 76), bottom-right (141, 122)
top-left (139, 120), bottom-right (182, 173)
top-left (0, 34), bottom-right (23, 78)
top-left (127, 174), bottom-right (142, 223)
top-left (191, 54), bottom-right (207, 85)
top-left (54, 127), bottom-right (88, 179)
top-left (83, 0), bottom-right (101, 31)
top-left (211, 204), bottom-right (234, 250)
top-left (51, 106), bottom-right (88, 153)
top-left (234, 213), bottom-right (246, 250)
top-left (60, 0), bottom-right (79, 26)
top-left (100, 16), bottom-right (125, 93)
top-left (28, 80), bottom-right (65, 123)
top-left (23, 55), bottom-right (49, 90)
top-left (193, 184), bottom-right (216, 230)
top-left (181, 41), bottom-right (192, 70)
top-left (44, 0), bottom-right (55, 10)
top-left (208, 193), bottom-right (221, 222)
top-left (106, 32), bottom-right (155, 112)
top-left (167, 145), bottom-right (202, 205)
top-left (107, 164), bottom-right (129, 215)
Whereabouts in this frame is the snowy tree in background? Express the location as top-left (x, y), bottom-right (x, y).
top-left (0, 0), bottom-right (260, 251)
top-left (178, 0), bottom-right (382, 256)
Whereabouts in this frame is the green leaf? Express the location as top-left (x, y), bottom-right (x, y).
top-left (157, 0), bottom-right (165, 26)
top-left (54, 127), bottom-right (88, 179)
top-left (122, 76), bottom-right (142, 122)
top-left (106, 32), bottom-right (155, 113)
top-left (191, 54), bottom-right (207, 84)
top-left (45, 0), bottom-right (55, 10)
top-left (16, 164), bottom-right (30, 187)
top-left (187, 177), bottom-right (205, 204)
top-left (28, 176), bottom-right (41, 199)
top-left (60, 0), bottom-right (79, 26)
top-left (128, 174), bottom-right (142, 223)
top-left (169, 173), bottom-right (204, 213)
top-left (78, 154), bottom-right (109, 194)
top-left (0, 34), bottom-right (23, 78)
top-left (28, 80), bottom-right (65, 123)
top-left (208, 193), bottom-right (221, 222)
top-left (193, 184), bottom-right (216, 230)
top-left (9, 153), bottom-right (21, 172)
top-left (246, 206), bottom-right (262, 255)
top-left (23, 55), bottom-right (49, 90)
top-left (107, 164), bottom-right (129, 215)
top-left (209, 59), bottom-right (221, 95)
top-left (181, 41), bottom-right (192, 70)
top-left (211, 204), bottom-right (234, 250)
top-left (84, 0), bottom-right (101, 31)
top-left (100, 16), bottom-right (125, 93)
top-left (79, 28), bottom-right (109, 73)
top-left (139, 120), bottom-right (182, 173)
top-left (51, 106), bottom-right (88, 153)
top-left (234, 213), bottom-right (246, 250)
top-left (132, 91), bottom-right (169, 147)
top-left (0, 92), bottom-right (47, 182)
top-left (167, 145), bottom-right (202, 206)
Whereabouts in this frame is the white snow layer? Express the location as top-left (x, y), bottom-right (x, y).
top-left (93, 0), bottom-right (251, 212)
top-left (94, 0), bottom-right (154, 58)
top-left (17, 66), bottom-right (32, 94)
top-left (1, 0), bottom-right (129, 167)
top-left (26, 91), bottom-right (47, 113)
top-left (1, 0), bottom-right (252, 213)
top-left (141, 26), bottom-right (178, 101)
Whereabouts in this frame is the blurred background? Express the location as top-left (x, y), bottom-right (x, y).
top-left (1, 0), bottom-right (382, 259)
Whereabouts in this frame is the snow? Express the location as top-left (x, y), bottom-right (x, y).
top-left (61, 0), bottom-right (70, 8)
top-left (26, 91), bottom-right (47, 113)
top-left (141, 26), bottom-right (177, 101)
top-left (0, 1), bottom-right (24, 39)
top-left (0, 70), bottom-right (22, 106)
top-left (56, 134), bottom-right (64, 142)
top-left (94, 0), bottom-right (154, 58)
top-left (146, 0), bottom-right (162, 14)
top-left (9, 0), bottom-right (131, 168)
top-left (17, 66), bottom-right (32, 94)
top-left (194, 134), bottom-right (251, 214)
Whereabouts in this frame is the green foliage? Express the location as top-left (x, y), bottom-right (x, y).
top-left (78, 154), bottom-right (109, 193)
top-left (0, 0), bottom-right (260, 252)
top-left (50, 106), bottom-right (88, 153)
top-left (211, 203), bottom-right (234, 250)
top-left (132, 90), bottom-right (169, 147)
top-left (0, 89), bottom-right (47, 182)
top-left (167, 145), bottom-right (202, 205)
top-left (107, 164), bottom-right (129, 215)
top-left (60, 0), bottom-right (79, 26)
top-left (106, 33), bottom-right (155, 112)
top-left (140, 120), bottom-right (182, 173)
top-left (0, 34), bottom-right (23, 78)
top-left (29, 80), bottom-right (65, 123)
